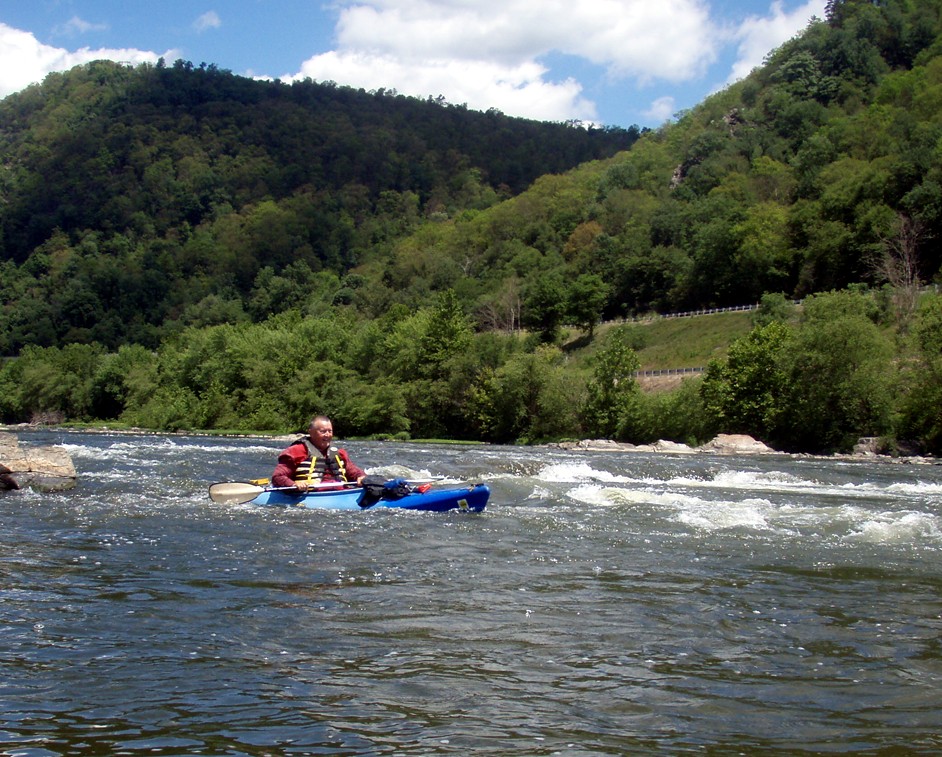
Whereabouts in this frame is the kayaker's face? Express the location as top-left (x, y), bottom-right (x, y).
top-left (310, 420), bottom-right (333, 451)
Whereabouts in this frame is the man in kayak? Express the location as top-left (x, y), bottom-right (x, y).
top-left (271, 415), bottom-right (366, 491)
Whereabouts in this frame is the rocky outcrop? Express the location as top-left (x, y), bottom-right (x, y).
top-left (547, 433), bottom-right (773, 455)
top-left (0, 432), bottom-right (76, 491)
top-left (853, 437), bottom-right (881, 456)
top-left (547, 433), bottom-right (937, 463)
top-left (698, 434), bottom-right (775, 455)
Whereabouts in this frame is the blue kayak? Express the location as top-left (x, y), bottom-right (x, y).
top-left (216, 482), bottom-right (490, 512)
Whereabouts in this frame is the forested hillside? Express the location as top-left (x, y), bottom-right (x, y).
top-left (0, 59), bottom-right (638, 352)
top-left (3, 0), bottom-right (942, 455)
top-left (366, 0), bottom-right (942, 333)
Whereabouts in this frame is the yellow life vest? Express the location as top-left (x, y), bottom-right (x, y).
top-left (294, 438), bottom-right (348, 483)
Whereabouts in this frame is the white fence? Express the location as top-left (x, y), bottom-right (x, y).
top-left (633, 367), bottom-right (704, 377)
top-left (609, 303), bottom-right (759, 326)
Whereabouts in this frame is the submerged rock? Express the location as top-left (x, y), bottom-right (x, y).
top-left (0, 432), bottom-right (76, 491)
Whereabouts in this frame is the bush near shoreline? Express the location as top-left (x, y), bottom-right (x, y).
top-left (1, 289), bottom-right (941, 457)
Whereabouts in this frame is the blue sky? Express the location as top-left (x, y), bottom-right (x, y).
top-left (0, 0), bottom-right (827, 129)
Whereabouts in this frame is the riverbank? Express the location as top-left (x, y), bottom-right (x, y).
top-left (4, 423), bottom-right (938, 466)
top-left (548, 433), bottom-right (940, 465)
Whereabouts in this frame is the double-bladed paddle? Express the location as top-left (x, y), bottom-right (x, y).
top-left (207, 477), bottom-right (446, 505)
top-left (207, 480), bottom-right (358, 504)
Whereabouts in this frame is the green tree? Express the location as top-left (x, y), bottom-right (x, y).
top-left (776, 290), bottom-right (896, 452)
top-left (581, 328), bottom-right (642, 439)
top-left (634, 377), bottom-right (715, 447)
top-left (700, 320), bottom-right (793, 442)
top-left (468, 346), bottom-right (578, 443)
top-left (91, 344), bottom-right (159, 420)
top-left (731, 201), bottom-right (794, 298)
top-left (417, 290), bottom-right (473, 380)
top-left (898, 293), bottom-right (942, 453)
top-left (0, 357), bottom-right (25, 421)
top-left (567, 273), bottom-right (610, 338)
top-left (523, 269), bottom-right (568, 343)
top-left (752, 292), bottom-right (797, 326)
top-left (14, 343), bottom-right (107, 421)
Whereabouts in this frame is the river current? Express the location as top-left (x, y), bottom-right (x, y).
top-left (2, 430), bottom-right (941, 755)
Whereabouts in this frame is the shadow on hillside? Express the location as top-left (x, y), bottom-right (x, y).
top-left (562, 333), bottom-right (593, 352)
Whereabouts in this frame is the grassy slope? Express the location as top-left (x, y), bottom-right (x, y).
top-left (566, 310), bottom-right (755, 389)
top-left (631, 311), bottom-right (754, 369)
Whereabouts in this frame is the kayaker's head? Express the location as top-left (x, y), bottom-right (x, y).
top-left (308, 415), bottom-right (333, 453)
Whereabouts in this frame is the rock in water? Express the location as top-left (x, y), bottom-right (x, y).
top-left (0, 463), bottom-right (18, 490)
top-left (0, 432), bottom-right (77, 491)
top-left (699, 434), bottom-right (774, 454)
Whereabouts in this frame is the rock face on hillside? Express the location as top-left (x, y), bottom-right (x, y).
top-left (0, 432), bottom-right (76, 491)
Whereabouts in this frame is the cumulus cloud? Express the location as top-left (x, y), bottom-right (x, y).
top-left (0, 1), bottom-right (832, 125)
top-left (0, 23), bottom-right (166, 98)
top-left (295, 50), bottom-right (597, 121)
top-left (333, 0), bottom-right (719, 80)
top-left (727, 0), bottom-right (828, 84)
top-left (290, 0), bottom-right (720, 122)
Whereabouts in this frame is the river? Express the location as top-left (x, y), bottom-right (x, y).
top-left (2, 430), bottom-right (941, 755)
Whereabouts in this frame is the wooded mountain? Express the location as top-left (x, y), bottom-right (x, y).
top-left (394, 0), bottom-right (942, 336)
top-left (4, 1), bottom-right (942, 358)
top-left (0, 58), bottom-right (638, 353)
top-left (3, 0), bottom-right (942, 454)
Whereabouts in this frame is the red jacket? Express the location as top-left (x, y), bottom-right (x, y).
top-left (271, 440), bottom-right (365, 488)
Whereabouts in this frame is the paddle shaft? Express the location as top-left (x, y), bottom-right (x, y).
top-left (208, 477), bottom-right (446, 505)
top-left (208, 480), bottom-right (357, 505)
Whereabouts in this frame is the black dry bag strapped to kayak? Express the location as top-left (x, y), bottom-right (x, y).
top-left (358, 475), bottom-right (414, 508)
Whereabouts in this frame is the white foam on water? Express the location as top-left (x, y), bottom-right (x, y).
top-left (661, 469), bottom-right (827, 494)
top-left (367, 464), bottom-right (443, 482)
top-left (844, 510), bottom-right (942, 544)
top-left (676, 497), bottom-right (778, 532)
top-left (77, 469), bottom-right (129, 482)
top-left (131, 438), bottom-right (277, 455)
top-left (567, 483), bottom-right (692, 508)
top-left (564, 478), bottom-right (942, 544)
top-left (566, 482), bottom-right (785, 532)
top-left (651, 468), bottom-right (942, 506)
top-left (57, 442), bottom-right (121, 461)
top-left (536, 461), bottom-right (633, 485)
top-left (59, 438), bottom-right (276, 462)
top-left (886, 480), bottom-right (942, 496)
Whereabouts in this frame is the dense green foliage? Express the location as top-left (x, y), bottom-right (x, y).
top-left (5, 0), bottom-right (942, 455)
top-left (701, 289), bottom-right (899, 452)
top-left (0, 59), bottom-right (638, 353)
top-left (394, 0), bottom-right (942, 327)
top-left (3, 287), bottom-right (940, 454)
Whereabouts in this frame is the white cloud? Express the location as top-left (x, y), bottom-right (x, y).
top-left (293, 50), bottom-right (597, 121)
top-left (643, 96), bottom-right (676, 124)
top-left (727, 0), bottom-right (829, 84)
top-left (54, 16), bottom-right (109, 37)
top-left (292, 0), bottom-right (721, 122)
top-left (194, 11), bottom-right (222, 33)
top-left (0, 22), bottom-right (166, 98)
top-left (333, 0), bottom-right (719, 80)
top-left (0, 1), bottom-right (831, 125)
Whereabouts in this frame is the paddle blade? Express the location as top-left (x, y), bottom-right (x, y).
top-left (208, 482), bottom-right (264, 504)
